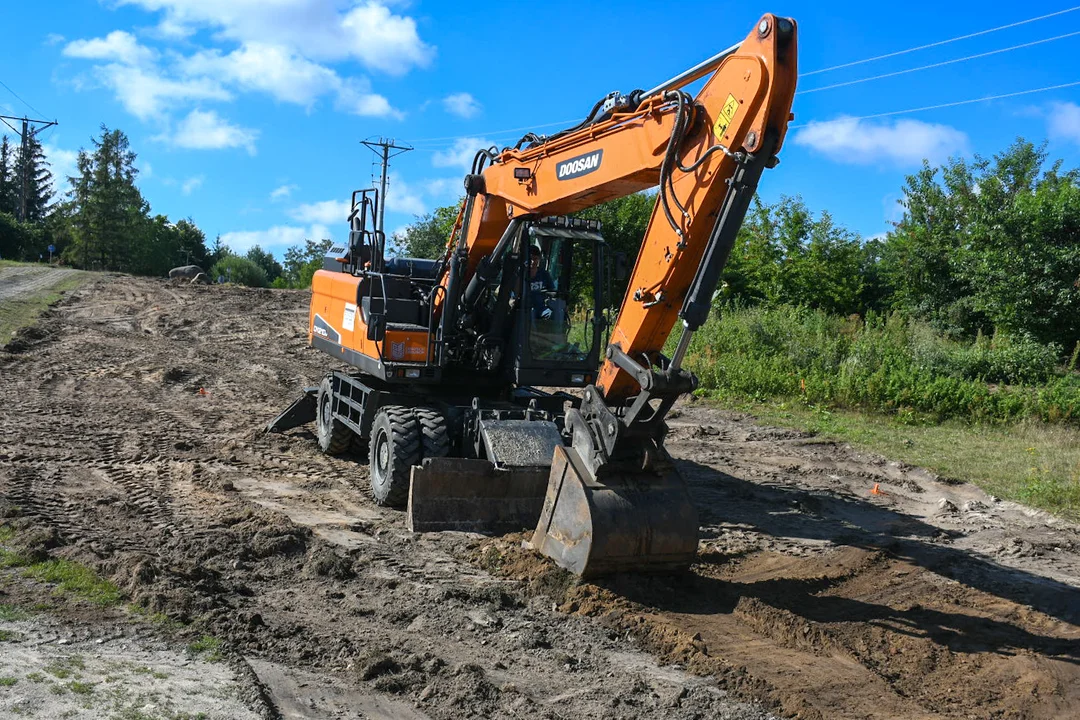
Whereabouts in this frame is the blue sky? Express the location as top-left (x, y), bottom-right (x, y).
top-left (2, 0), bottom-right (1080, 259)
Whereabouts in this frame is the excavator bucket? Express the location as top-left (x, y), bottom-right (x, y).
top-left (529, 445), bottom-right (699, 578)
top-left (407, 419), bottom-right (564, 534)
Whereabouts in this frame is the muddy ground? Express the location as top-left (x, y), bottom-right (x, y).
top-left (1, 274), bottom-right (1078, 719)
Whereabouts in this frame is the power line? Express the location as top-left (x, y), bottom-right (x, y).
top-left (799, 30), bottom-right (1080, 95)
top-left (408, 118), bottom-right (580, 146)
top-left (0, 78), bottom-right (48, 120)
top-left (407, 8), bottom-right (1080, 151)
top-left (790, 79), bottom-right (1080, 128)
top-left (801, 5), bottom-right (1080, 77)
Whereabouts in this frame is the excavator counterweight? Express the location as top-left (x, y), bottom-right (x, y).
top-left (269, 14), bottom-right (798, 579)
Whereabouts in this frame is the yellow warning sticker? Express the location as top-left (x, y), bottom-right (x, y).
top-left (713, 94), bottom-right (740, 140)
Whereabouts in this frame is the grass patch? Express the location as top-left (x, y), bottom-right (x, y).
top-left (0, 677), bottom-right (17, 687)
top-left (0, 629), bottom-right (19, 641)
top-left (0, 603), bottom-right (28, 621)
top-left (186, 635), bottom-right (223, 662)
top-left (707, 395), bottom-right (1080, 520)
top-left (20, 558), bottom-right (122, 606)
top-left (0, 268), bottom-right (89, 340)
top-left (1, 526), bottom-right (121, 605)
top-left (25, 672), bottom-right (44, 683)
top-left (69, 680), bottom-right (95, 695)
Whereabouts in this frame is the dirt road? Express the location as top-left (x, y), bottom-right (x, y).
top-left (0, 265), bottom-right (78, 303)
top-left (1, 275), bottom-right (1078, 719)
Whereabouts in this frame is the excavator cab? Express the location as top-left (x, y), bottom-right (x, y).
top-left (511, 218), bottom-right (606, 386)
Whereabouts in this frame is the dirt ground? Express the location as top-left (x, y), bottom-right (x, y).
top-left (1, 275), bottom-right (1078, 719)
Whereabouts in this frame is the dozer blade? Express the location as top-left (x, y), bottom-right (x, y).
top-left (407, 458), bottom-right (549, 533)
top-left (408, 418), bottom-right (565, 534)
top-left (529, 445), bottom-right (699, 578)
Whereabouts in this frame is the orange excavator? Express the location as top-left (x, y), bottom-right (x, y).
top-left (269, 14), bottom-right (798, 577)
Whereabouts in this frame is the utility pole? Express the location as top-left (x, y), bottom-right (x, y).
top-left (0, 114), bottom-right (58, 222)
top-left (359, 138), bottom-right (412, 237)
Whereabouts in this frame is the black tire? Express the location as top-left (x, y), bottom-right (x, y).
top-left (369, 406), bottom-right (420, 508)
top-left (316, 376), bottom-right (352, 455)
top-left (350, 432), bottom-right (369, 456)
top-left (414, 407), bottom-right (450, 461)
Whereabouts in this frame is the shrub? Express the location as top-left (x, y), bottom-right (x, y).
top-left (209, 256), bottom-right (268, 287)
top-left (684, 304), bottom-right (1079, 425)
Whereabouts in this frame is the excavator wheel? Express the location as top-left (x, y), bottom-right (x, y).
top-left (414, 407), bottom-right (451, 460)
top-left (315, 376), bottom-right (352, 455)
top-left (369, 406), bottom-right (420, 508)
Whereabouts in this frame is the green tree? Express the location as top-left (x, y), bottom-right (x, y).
top-left (280, 238), bottom-right (333, 288)
top-left (62, 126), bottom-right (150, 271)
top-left (881, 139), bottom-right (1080, 347)
top-left (0, 137), bottom-right (17, 216)
top-left (211, 255), bottom-right (268, 287)
top-left (397, 202), bottom-right (461, 259)
top-left (722, 196), bottom-right (868, 315)
top-left (0, 211), bottom-right (32, 260)
top-left (13, 132), bottom-right (53, 223)
top-left (246, 245), bottom-right (284, 283)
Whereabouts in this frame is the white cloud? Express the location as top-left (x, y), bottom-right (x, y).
top-left (335, 83), bottom-right (399, 118)
top-left (117, 0), bottom-right (434, 75)
top-left (181, 175), bottom-right (204, 195)
top-left (424, 177), bottom-right (460, 198)
top-left (63, 31), bottom-right (156, 66)
top-left (384, 173), bottom-right (426, 216)
top-left (167, 109), bottom-right (258, 154)
top-left (218, 223), bottom-right (333, 255)
top-left (431, 137), bottom-right (498, 173)
top-left (1047, 101), bottom-right (1080, 145)
top-left (793, 116), bottom-right (968, 167)
top-left (270, 184), bottom-right (297, 201)
top-left (153, 17), bottom-right (195, 39)
top-left (93, 63), bottom-right (231, 120)
top-left (43, 145), bottom-right (80, 195)
top-left (442, 92), bottom-right (480, 119)
top-left (287, 199), bottom-right (351, 225)
top-left (45, 33), bottom-right (66, 46)
top-left (181, 43), bottom-right (339, 106)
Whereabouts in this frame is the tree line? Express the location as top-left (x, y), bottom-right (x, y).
top-left (0, 124), bottom-right (330, 287)
top-left (397, 138), bottom-right (1080, 353)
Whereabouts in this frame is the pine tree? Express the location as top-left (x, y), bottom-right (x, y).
top-left (14, 132), bottom-right (53, 222)
top-left (0, 136), bottom-right (17, 216)
top-left (65, 126), bottom-right (149, 270)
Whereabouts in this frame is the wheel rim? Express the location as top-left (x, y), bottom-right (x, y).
top-left (319, 393), bottom-right (331, 433)
top-left (375, 431), bottom-right (390, 481)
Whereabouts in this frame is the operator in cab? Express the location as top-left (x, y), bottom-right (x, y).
top-left (528, 245), bottom-right (554, 319)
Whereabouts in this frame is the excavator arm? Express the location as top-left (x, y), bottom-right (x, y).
top-left (440, 14), bottom-right (798, 576)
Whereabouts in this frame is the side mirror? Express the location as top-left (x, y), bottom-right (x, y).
top-left (613, 252), bottom-right (628, 283)
top-left (366, 313), bottom-right (386, 342)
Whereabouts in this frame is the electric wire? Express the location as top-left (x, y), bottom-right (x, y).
top-left (0, 78), bottom-right (48, 119)
top-left (801, 5), bottom-right (1080, 76)
top-left (408, 8), bottom-right (1080, 154)
top-left (790, 79), bottom-right (1080, 128)
top-left (799, 30), bottom-right (1080, 94)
